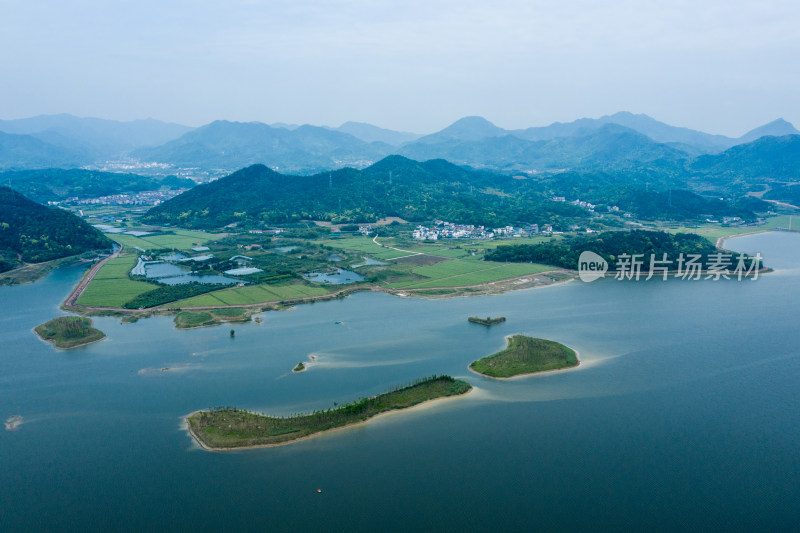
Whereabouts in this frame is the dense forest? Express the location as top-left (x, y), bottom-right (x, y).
top-left (528, 171), bottom-right (767, 221)
top-left (485, 230), bottom-right (760, 272)
top-left (764, 184), bottom-right (800, 207)
top-left (0, 186), bottom-right (112, 271)
top-left (144, 156), bottom-right (764, 230)
top-left (143, 156), bottom-right (589, 229)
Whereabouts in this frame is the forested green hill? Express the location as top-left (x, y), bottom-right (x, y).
top-left (0, 187), bottom-right (112, 272)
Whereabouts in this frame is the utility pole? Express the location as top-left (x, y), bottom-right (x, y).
top-left (329, 173), bottom-right (332, 189)
top-left (389, 171), bottom-right (392, 186)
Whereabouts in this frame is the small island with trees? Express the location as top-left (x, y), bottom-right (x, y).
top-left (34, 316), bottom-right (106, 349)
top-left (187, 375), bottom-right (472, 450)
top-left (468, 316), bottom-right (506, 326)
top-left (469, 335), bottom-right (578, 378)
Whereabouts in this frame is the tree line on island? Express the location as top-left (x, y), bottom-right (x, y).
top-left (188, 375), bottom-right (472, 449)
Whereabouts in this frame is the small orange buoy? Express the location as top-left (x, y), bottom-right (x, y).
top-left (317, 489), bottom-right (322, 493)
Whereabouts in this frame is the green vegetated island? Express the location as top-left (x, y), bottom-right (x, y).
top-left (468, 316), bottom-right (506, 326)
top-left (187, 375), bottom-right (472, 450)
top-left (34, 316), bottom-right (106, 349)
top-left (470, 335), bottom-right (579, 378)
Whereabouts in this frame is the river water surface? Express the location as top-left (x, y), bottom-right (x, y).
top-left (1, 232), bottom-right (799, 531)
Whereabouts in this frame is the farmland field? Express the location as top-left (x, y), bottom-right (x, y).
top-left (170, 283), bottom-right (333, 307)
top-left (400, 246), bottom-right (472, 259)
top-left (389, 260), bottom-right (552, 289)
top-left (323, 237), bottom-right (409, 260)
top-left (108, 229), bottom-right (220, 251)
top-left (76, 255), bottom-right (155, 308)
top-left (664, 215), bottom-right (797, 244)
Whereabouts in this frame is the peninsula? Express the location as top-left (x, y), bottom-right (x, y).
top-left (469, 335), bottom-right (578, 378)
top-left (34, 316), bottom-right (106, 349)
top-left (187, 375), bottom-right (472, 450)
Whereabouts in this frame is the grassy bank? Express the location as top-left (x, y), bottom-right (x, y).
top-left (34, 316), bottom-right (106, 349)
top-left (470, 335), bottom-right (578, 378)
top-left (174, 307), bottom-right (253, 329)
top-left (187, 375), bottom-right (472, 449)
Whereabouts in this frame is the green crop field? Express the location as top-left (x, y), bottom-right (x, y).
top-left (77, 278), bottom-right (155, 307)
top-left (91, 254), bottom-right (139, 279)
top-left (169, 293), bottom-right (227, 307)
top-left (109, 229), bottom-right (220, 251)
top-left (468, 236), bottom-right (558, 249)
top-left (171, 283), bottom-right (332, 307)
top-left (400, 246), bottom-right (473, 259)
top-left (76, 253), bottom-right (155, 307)
top-left (411, 259), bottom-right (489, 278)
top-left (389, 260), bottom-right (552, 289)
top-left (664, 215), bottom-right (798, 245)
top-left (322, 237), bottom-right (409, 260)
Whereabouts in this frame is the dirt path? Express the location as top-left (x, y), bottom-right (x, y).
top-left (64, 246), bottom-right (122, 308)
top-left (372, 235), bottom-right (422, 259)
top-left (763, 199), bottom-right (800, 211)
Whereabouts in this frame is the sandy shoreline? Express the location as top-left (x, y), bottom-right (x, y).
top-left (468, 336), bottom-right (581, 381)
top-left (716, 229), bottom-right (774, 250)
top-left (185, 387), bottom-right (475, 452)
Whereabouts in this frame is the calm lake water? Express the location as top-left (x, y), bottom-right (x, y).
top-left (303, 268), bottom-right (365, 284)
top-left (145, 262), bottom-right (239, 286)
top-left (2, 232), bottom-right (800, 532)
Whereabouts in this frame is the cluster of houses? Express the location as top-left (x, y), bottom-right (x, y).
top-left (552, 196), bottom-right (598, 211)
top-left (248, 228), bottom-right (285, 235)
top-left (706, 216), bottom-right (745, 225)
top-left (412, 220), bottom-right (549, 241)
top-left (52, 189), bottom-right (187, 206)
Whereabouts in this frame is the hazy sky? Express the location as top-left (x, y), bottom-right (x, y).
top-left (2, 0), bottom-right (799, 135)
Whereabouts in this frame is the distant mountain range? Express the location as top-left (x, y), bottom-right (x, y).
top-left (399, 122), bottom-right (689, 172)
top-left (690, 134), bottom-right (800, 179)
top-left (0, 115), bottom-right (193, 170)
top-left (330, 121), bottom-right (422, 145)
top-left (131, 120), bottom-right (394, 174)
top-left (1, 113), bottom-right (798, 180)
top-left (122, 113), bottom-right (800, 176)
